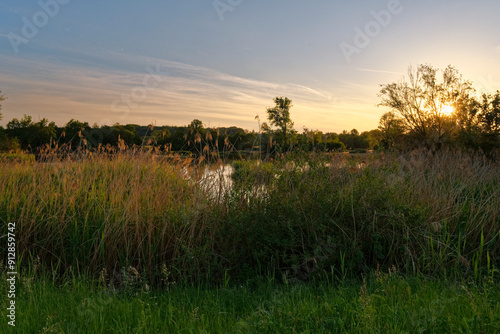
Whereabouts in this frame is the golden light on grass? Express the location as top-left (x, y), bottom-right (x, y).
top-left (2, 147), bottom-right (499, 287)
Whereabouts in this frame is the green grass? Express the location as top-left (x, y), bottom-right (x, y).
top-left (1, 149), bottom-right (499, 332)
top-left (1, 272), bottom-right (499, 333)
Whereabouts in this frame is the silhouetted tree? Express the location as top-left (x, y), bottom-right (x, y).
top-left (378, 112), bottom-right (406, 149)
top-left (111, 124), bottom-right (141, 146)
top-left (62, 119), bottom-right (91, 147)
top-left (379, 64), bottom-right (474, 149)
top-left (151, 128), bottom-right (171, 147)
top-left (6, 115), bottom-right (56, 149)
top-left (479, 91), bottom-right (500, 134)
top-left (477, 91), bottom-right (500, 152)
top-left (324, 133), bottom-right (345, 152)
top-left (339, 129), bottom-right (369, 150)
top-left (266, 97), bottom-right (294, 150)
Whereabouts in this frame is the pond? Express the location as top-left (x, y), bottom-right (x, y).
top-left (183, 163), bottom-right (234, 200)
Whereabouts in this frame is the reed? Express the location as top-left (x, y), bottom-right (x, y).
top-left (0, 148), bottom-right (498, 286)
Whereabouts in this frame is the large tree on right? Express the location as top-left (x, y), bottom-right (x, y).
top-left (378, 64), bottom-right (475, 149)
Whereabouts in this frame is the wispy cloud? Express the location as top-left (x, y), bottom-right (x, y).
top-left (289, 84), bottom-right (335, 101)
top-left (353, 67), bottom-right (404, 76)
top-left (0, 53), bottom-right (379, 132)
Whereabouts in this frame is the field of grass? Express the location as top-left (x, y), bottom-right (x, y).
top-left (1, 148), bottom-right (499, 331)
top-left (1, 149), bottom-right (498, 284)
top-left (1, 269), bottom-right (499, 333)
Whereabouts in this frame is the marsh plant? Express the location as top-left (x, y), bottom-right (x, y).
top-left (0, 148), bottom-right (498, 287)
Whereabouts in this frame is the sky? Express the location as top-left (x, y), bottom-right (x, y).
top-left (0, 0), bottom-right (499, 133)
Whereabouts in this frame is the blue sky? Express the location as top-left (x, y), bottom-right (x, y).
top-left (1, 0), bottom-right (499, 132)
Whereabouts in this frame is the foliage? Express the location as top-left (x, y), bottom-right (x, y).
top-left (378, 111), bottom-right (406, 150)
top-left (0, 149), bottom-right (498, 287)
top-left (379, 65), bottom-right (475, 149)
top-left (457, 91), bottom-right (500, 153)
top-left (0, 128), bottom-right (20, 152)
top-left (6, 115), bottom-right (57, 150)
top-left (378, 64), bottom-right (500, 153)
top-left (61, 119), bottom-right (92, 147)
top-left (266, 97), bottom-right (294, 150)
top-left (339, 129), bottom-right (370, 150)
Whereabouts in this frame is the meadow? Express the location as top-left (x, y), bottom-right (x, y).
top-left (1, 149), bottom-right (499, 332)
top-left (1, 271), bottom-right (499, 333)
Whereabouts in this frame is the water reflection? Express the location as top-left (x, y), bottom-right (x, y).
top-left (183, 164), bottom-right (234, 200)
top-left (182, 157), bottom-right (365, 202)
top-left (184, 163), bottom-right (270, 202)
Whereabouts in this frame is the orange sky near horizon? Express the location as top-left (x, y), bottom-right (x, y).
top-left (1, 1), bottom-right (499, 133)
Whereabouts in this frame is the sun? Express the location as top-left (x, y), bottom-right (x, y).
top-left (440, 103), bottom-right (455, 116)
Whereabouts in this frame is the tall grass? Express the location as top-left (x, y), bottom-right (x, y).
top-left (1, 153), bottom-right (224, 285)
top-left (220, 149), bottom-right (499, 282)
top-left (0, 149), bottom-right (498, 286)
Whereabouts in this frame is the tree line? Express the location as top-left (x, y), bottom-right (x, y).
top-left (0, 64), bottom-right (498, 156)
top-left (0, 104), bottom-right (378, 157)
top-left (0, 113), bottom-right (378, 155)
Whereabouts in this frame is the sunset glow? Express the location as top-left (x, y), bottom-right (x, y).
top-left (1, 1), bottom-right (500, 132)
top-left (440, 104), bottom-right (455, 117)
top-left (2, 3), bottom-right (500, 330)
